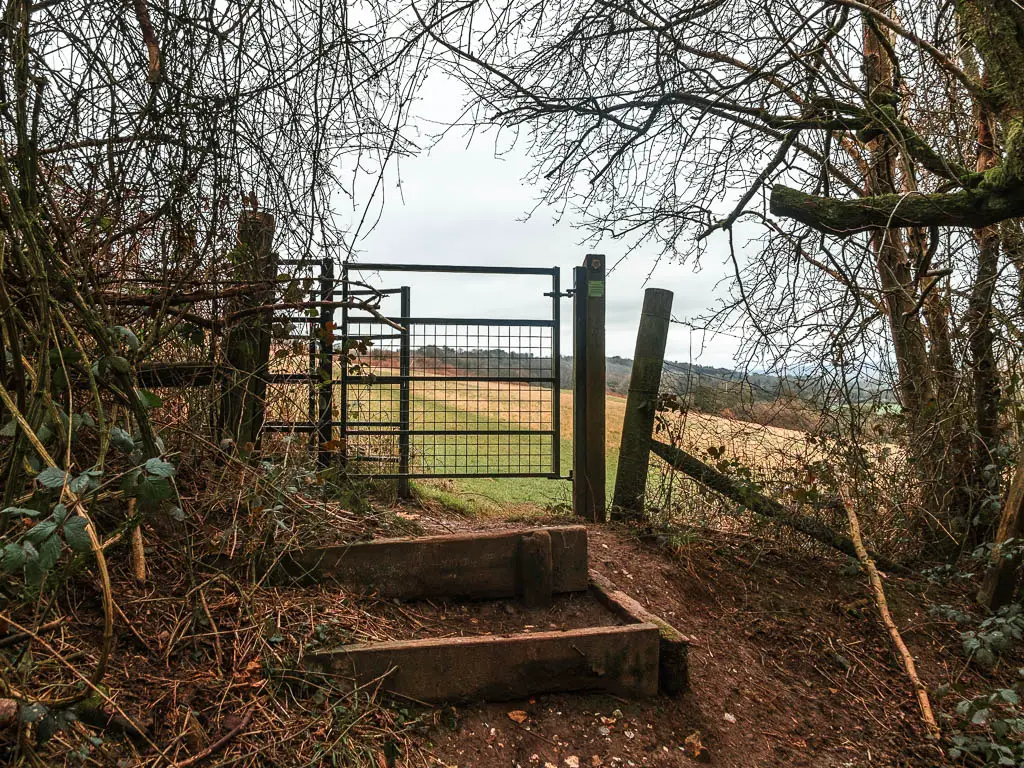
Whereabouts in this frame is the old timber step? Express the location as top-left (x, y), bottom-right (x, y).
top-left (273, 526), bottom-right (588, 600)
top-left (291, 526), bottom-right (689, 703)
top-left (304, 624), bottom-right (661, 703)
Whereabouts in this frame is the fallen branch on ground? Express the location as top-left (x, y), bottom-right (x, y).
top-left (840, 487), bottom-right (940, 742)
top-left (649, 439), bottom-right (901, 572)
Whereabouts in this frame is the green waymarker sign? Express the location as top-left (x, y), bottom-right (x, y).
top-left (588, 280), bottom-right (605, 298)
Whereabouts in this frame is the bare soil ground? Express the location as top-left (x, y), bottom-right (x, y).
top-left (401, 506), bottom-right (989, 768)
top-left (5, 489), bottom-right (1004, 768)
top-left (359, 591), bottom-right (625, 643)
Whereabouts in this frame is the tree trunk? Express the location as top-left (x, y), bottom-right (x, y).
top-left (220, 211), bottom-right (277, 454)
top-left (968, 99), bottom-right (1003, 539)
top-left (978, 456), bottom-right (1024, 610)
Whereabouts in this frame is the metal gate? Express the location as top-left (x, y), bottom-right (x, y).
top-left (334, 263), bottom-right (563, 483)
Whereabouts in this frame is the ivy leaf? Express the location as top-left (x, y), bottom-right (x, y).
top-left (1, 542), bottom-right (26, 572)
top-left (144, 458), bottom-right (175, 478)
top-left (136, 389), bottom-right (163, 409)
top-left (63, 517), bottom-right (92, 553)
top-left (36, 467), bottom-right (68, 489)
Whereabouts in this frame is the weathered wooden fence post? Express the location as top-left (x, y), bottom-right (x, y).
top-left (572, 254), bottom-right (606, 522)
top-left (221, 211), bottom-right (277, 454)
top-left (612, 288), bottom-right (673, 518)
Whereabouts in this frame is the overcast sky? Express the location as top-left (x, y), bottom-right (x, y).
top-left (347, 77), bottom-right (741, 368)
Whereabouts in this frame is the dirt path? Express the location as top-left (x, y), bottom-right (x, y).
top-left (403, 509), bottom-right (953, 767)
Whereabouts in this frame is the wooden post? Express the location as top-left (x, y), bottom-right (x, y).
top-left (519, 529), bottom-right (553, 607)
top-left (573, 254), bottom-right (606, 522)
top-left (221, 211), bottom-right (276, 454)
top-left (613, 288), bottom-right (673, 518)
top-left (317, 256), bottom-right (335, 468)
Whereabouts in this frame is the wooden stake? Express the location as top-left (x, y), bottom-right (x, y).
top-left (613, 288), bottom-right (673, 518)
top-left (841, 487), bottom-right (940, 742)
top-left (129, 499), bottom-right (146, 585)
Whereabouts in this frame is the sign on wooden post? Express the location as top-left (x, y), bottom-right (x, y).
top-left (573, 254), bottom-right (606, 522)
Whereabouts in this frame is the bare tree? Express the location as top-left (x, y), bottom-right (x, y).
top-left (417, 0), bottom-right (1024, 561)
top-left (0, 0), bottom-right (429, 709)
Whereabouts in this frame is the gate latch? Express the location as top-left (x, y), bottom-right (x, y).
top-left (545, 290), bottom-right (574, 298)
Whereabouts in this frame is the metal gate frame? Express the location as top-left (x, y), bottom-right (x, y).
top-left (334, 263), bottom-right (564, 483)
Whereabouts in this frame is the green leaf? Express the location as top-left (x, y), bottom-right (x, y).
top-left (52, 504), bottom-right (69, 523)
top-left (71, 412), bottom-right (96, 431)
top-left (111, 325), bottom-right (141, 352)
top-left (69, 472), bottom-right (94, 494)
top-left (36, 466), bottom-right (68, 489)
top-left (37, 536), bottom-right (61, 571)
top-left (169, 506), bottom-right (186, 522)
top-left (25, 520), bottom-right (57, 545)
top-left (37, 712), bottom-right (58, 743)
top-left (22, 541), bottom-right (42, 586)
top-left (0, 419), bottom-right (16, 437)
top-left (144, 458), bottom-right (175, 478)
top-left (109, 427), bottom-right (135, 454)
top-left (107, 355), bottom-right (131, 374)
top-left (120, 468), bottom-right (142, 493)
top-left (136, 389), bottom-right (163, 409)
top-left (1, 506), bottom-right (41, 518)
top-left (20, 703), bottom-right (48, 724)
top-left (63, 517), bottom-right (92, 552)
top-left (136, 476), bottom-right (173, 503)
top-left (1, 542), bottom-right (26, 572)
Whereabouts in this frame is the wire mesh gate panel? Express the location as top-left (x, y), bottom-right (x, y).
top-left (337, 264), bottom-right (563, 479)
top-left (261, 256), bottom-right (333, 445)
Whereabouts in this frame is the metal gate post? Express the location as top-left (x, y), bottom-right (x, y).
top-left (317, 256), bottom-right (335, 468)
top-left (550, 268), bottom-right (561, 477)
top-left (398, 287), bottom-right (412, 497)
top-left (572, 254), bottom-right (606, 522)
top-left (339, 264), bottom-right (349, 469)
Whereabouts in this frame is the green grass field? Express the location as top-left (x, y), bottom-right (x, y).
top-left (330, 371), bottom-right (808, 515)
top-left (340, 380), bottom-right (621, 513)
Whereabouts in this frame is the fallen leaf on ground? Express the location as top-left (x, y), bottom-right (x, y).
top-left (684, 731), bottom-right (710, 763)
top-left (508, 710), bottom-right (528, 724)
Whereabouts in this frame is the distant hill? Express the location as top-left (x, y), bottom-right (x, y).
top-left (398, 345), bottom-right (802, 406)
